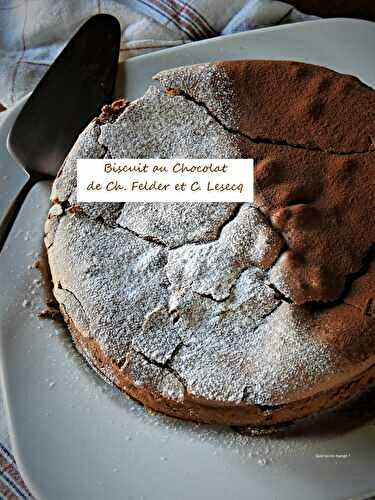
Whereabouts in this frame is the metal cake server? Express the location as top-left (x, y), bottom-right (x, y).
top-left (2, 13), bottom-right (121, 250)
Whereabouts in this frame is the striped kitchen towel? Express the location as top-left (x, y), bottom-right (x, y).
top-left (0, 0), bottom-right (316, 107)
top-left (0, 443), bottom-right (32, 499)
top-left (0, 0), bottom-right (314, 498)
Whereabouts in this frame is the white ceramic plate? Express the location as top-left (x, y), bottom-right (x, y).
top-left (1, 19), bottom-right (375, 500)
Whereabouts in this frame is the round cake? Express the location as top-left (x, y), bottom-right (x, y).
top-left (45, 60), bottom-right (375, 428)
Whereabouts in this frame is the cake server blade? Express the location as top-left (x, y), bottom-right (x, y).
top-left (1, 13), bottom-right (120, 250)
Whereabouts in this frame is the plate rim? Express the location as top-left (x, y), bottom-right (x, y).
top-left (2, 18), bottom-right (375, 500)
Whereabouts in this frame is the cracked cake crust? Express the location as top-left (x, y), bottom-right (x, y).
top-left (45, 60), bottom-right (375, 427)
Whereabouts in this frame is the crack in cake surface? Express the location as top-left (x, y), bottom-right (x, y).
top-left (50, 72), bottom-right (375, 306)
top-left (155, 69), bottom-right (375, 305)
top-left (155, 60), bottom-right (375, 154)
top-left (162, 86), bottom-right (373, 156)
top-left (45, 60), bottom-right (375, 419)
top-left (166, 204), bottom-right (283, 302)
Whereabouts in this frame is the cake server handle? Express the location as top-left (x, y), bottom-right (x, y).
top-left (2, 14), bottom-right (121, 252)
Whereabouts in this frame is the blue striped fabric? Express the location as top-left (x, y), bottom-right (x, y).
top-left (125, 0), bottom-right (217, 39)
top-left (125, 0), bottom-right (315, 38)
top-left (0, 1), bottom-right (315, 497)
top-left (0, 443), bottom-right (32, 499)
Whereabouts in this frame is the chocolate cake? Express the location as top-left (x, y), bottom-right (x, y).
top-left (44, 60), bottom-right (375, 427)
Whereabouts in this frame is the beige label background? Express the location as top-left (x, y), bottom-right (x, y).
top-left (77, 159), bottom-right (254, 203)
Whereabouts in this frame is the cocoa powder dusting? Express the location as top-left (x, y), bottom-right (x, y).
top-left (157, 60), bottom-right (375, 304)
top-left (43, 60), bottom-right (375, 425)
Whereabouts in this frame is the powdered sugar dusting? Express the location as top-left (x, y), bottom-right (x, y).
top-left (48, 214), bottom-right (169, 362)
top-left (166, 203), bottom-right (283, 301)
top-left (99, 86), bottom-right (241, 160)
top-left (154, 62), bottom-right (239, 128)
top-left (123, 351), bottom-right (185, 402)
top-left (117, 203), bottom-right (239, 248)
top-left (269, 252), bottom-right (300, 302)
top-left (45, 62), bottom-right (355, 413)
top-left (242, 303), bottom-right (337, 405)
top-left (132, 307), bottom-right (182, 365)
